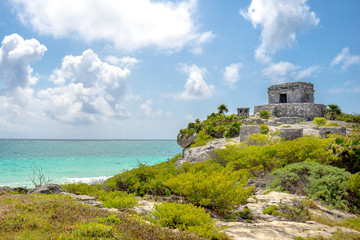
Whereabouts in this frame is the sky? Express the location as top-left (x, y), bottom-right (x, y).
top-left (0, 0), bottom-right (359, 139)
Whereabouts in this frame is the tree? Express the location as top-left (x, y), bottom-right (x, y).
top-left (217, 104), bottom-right (228, 115)
top-left (326, 104), bottom-right (342, 120)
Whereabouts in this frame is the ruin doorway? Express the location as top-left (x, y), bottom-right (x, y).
top-left (280, 94), bottom-right (287, 103)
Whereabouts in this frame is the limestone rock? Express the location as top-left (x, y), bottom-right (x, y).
top-left (240, 125), bottom-right (260, 142)
top-left (30, 184), bottom-right (62, 194)
top-left (220, 190), bottom-right (360, 240)
top-left (319, 127), bottom-right (346, 138)
top-left (177, 132), bottom-right (198, 148)
top-left (132, 197), bottom-right (156, 216)
top-left (175, 138), bottom-right (239, 166)
top-left (279, 128), bottom-right (303, 141)
top-left (60, 192), bottom-right (103, 207)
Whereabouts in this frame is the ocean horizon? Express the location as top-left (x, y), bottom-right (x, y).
top-left (0, 139), bottom-right (181, 187)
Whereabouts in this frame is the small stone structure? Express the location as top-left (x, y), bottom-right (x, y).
top-left (319, 127), bottom-right (346, 138)
top-left (254, 82), bottom-right (326, 120)
top-left (268, 82), bottom-right (314, 104)
top-left (237, 108), bottom-right (250, 118)
top-left (280, 128), bottom-right (303, 141)
top-left (240, 125), bottom-right (260, 142)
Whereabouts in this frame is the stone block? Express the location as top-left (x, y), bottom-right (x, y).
top-left (279, 128), bottom-right (303, 141)
top-left (240, 125), bottom-right (261, 142)
top-left (275, 117), bottom-right (304, 124)
top-left (319, 127), bottom-right (346, 138)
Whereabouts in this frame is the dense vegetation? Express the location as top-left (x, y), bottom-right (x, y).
top-left (178, 106), bottom-right (243, 148)
top-left (0, 193), bottom-right (200, 240)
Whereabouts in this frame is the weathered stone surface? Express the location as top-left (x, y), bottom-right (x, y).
top-left (254, 103), bottom-right (326, 121)
top-left (279, 128), bottom-right (303, 141)
top-left (240, 125), bottom-right (260, 142)
top-left (218, 220), bottom-right (359, 240)
top-left (175, 138), bottom-right (239, 166)
top-left (60, 192), bottom-right (103, 207)
top-left (0, 186), bottom-right (11, 192)
top-left (237, 108), bottom-right (250, 118)
top-left (132, 197), bottom-right (156, 216)
top-left (220, 190), bottom-right (359, 240)
top-left (268, 82), bottom-right (315, 104)
top-left (319, 127), bottom-right (346, 138)
top-left (275, 117), bottom-right (304, 124)
top-left (177, 132), bottom-right (198, 148)
top-left (30, 184), bottom-right (62, 194)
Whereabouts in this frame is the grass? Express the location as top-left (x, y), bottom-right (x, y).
top-left (0, 192), bottom-right (201, 240)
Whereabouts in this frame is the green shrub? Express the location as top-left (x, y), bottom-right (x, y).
top-left (271, 162), bottom-right (353, 211)
top-left (225, 207), bottom-right (253, 222)
top-left (260, 110), bottom-right (270, 119)
top-left (262, 200), bottom-right (310, 222)
top-left (73, 222), bottom-right (114, 238)
top-left (260, 124), bottom-right (269, 134)
top-left (263, 205), bottom-right (279, 215)
top-left (108, 154), bottom-right (181, 196)
top-left (178, 112), bottom-right (243, 148)
top-left (313, 117), bottom-right (327, 126)
top-left (149, 202), bottom-right (229, 240)
top-left (213, 135), bottom-right (337, 174)
top-left (348, 172), bottom-right (360, 197)
top-left (61, 183), bottom-right (138, 209)
top-left (165, 162), bottom-right (253, 210)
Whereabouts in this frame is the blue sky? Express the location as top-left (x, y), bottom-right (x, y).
top-left (0, 0), bottom-right (359, 139)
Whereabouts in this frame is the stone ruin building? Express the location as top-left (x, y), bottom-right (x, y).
top-left (237, 108), bottom-right (250, 118)
top-left (254, 82), bottom-right (325, 120)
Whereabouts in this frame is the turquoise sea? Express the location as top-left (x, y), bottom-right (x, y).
top-left (0, 140), bottom-right (181, 187)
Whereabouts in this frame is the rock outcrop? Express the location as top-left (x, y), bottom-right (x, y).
top-left (30, 184), bottom-right (63, 194)
top-left (219, 190), bottom-right (359, 240)
top-left (177, 132), bottom-right (198, 148)
top-left (175, 138), bottom-right (239, 166)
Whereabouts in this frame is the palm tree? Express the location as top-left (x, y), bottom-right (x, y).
top-left (217, 104), bottom-right (228, 115)
top-left (326, 104), bottom-right (342, 120)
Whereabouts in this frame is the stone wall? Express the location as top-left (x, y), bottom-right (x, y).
top-left (268, 82), bottom-right (314, 104)
top-left (240, 125), bottom-right (260, 142)
top-left (279, 128), bottom-right (303, 141)
top-left (319, 127), bottom-right (346, 138)
top-left (254, 103), bottom-right (326, 121)
top-left (237, 108), bottom-right (250, 118)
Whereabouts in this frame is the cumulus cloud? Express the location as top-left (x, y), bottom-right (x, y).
top-left (223, 63), bottom-right (242, 88)
top-left (179, 64), bottom-right (214, 100)
top-left (331, 47), bottom-right (360, 70)
top-left (140, 99), bottom-right (171, 117)
top-left (263, 61), bottom-right (318, 83)
top-left (39, 49), bottom-right (131, 124)
top-left (11, 0), bottom-right (213, 52)
top-left (0, 33), bottom-right (47, 91)
top-left (241, 0), bottom-right (319, 62)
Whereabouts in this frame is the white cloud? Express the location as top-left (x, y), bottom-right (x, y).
top-left (39, 49), bottom-right (131, 124)
top-left (331, 47), bottom-right (360, 70)
top-left (328, 81), bottom-right (360, 94)
top-left (0, 33), bottom-right (47, 91)
top-left (223, 63), bottom-right (242, 88)
top-left (263, 61), bottom-right (318, 83)
top-left (241, 0), bottom-right (319, 62)
top-left (0, 34), bottom-right (46, 131)
top-left (11, 0), bottom-right (213, 52)
top-left (179, 64), bottom-right (214, 100)
top-left (294, 65), bottom-right (319, 80)
top-left (106, 56), bottom-right (140, 69)
top-left (140, 99), bottom-right (171, 117)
